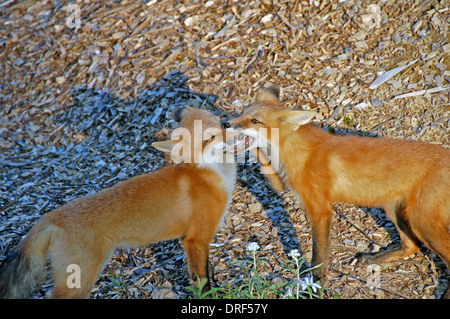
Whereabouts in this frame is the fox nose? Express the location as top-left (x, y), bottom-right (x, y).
top-left (221, 121), bottom-right (231, 130)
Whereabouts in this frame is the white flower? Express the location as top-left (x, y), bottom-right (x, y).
top-left (283, 286), bottom-right (293, 298)
top-left (300, 274), bottom-right (321, 293)
top-left (288, 249), bottom-right (301, 259)
top-left (246, 242), bottom-right (260, 252)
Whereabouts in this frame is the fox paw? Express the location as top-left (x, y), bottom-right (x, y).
top-left (354, 252), bottom-right (377, 265)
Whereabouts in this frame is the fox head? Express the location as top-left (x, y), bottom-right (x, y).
top-left (152, 106), bottom-right (235, 165)
top-left (225, 84), bottom-right (317, 155)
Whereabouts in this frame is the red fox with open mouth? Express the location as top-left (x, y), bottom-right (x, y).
top-left (224, 84), bottom-right (450, 298)
top-left (0, 107), bottom-right (236, 298)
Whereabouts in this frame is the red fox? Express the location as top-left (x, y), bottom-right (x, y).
top-left (225, 84), bottom-right (450, 298)
top-left (0, 107), bottom-right (236, 298)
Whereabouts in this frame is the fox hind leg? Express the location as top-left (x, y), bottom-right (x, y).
top-left (409, 206), bottom-right (450, 299)
top-left (357, 201), bottom-right (421, 265)
top-left (48, 237), bottom-right (113, 298)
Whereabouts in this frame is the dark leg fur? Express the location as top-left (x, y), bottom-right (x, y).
top-left (357, 201), bottom-right (421, 265)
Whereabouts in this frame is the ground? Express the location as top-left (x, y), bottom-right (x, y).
top-left (0, 0), bottom-right (449, 299)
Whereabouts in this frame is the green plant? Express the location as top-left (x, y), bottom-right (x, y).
top-left (187, 242), bottom-right (323, 299)
top-left (186, 277), bottom-right (222, 299)
top-left (107, 269), bottom-right (130, 298)
top-left (283, 250), bottom-right (322, 299)
top-left (343, 115), bottom-right (355, 126)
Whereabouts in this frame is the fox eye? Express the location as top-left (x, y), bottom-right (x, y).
top-left (208, 134), bottom-right (217, 143)
top-left (251, 119), bottom-right (260, 124)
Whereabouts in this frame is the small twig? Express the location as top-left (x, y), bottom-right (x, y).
top-left (393, 85), bottom-right (449, 100)
top-left (0, 0), bottom-right (15, 8)
top-left (277, 12), bottom-right (295, 31)
top-left (0, 200), bottom-right (18, 213)
top-left (335, 209), bottom-right (377, 245)
top-left (369, 116), bottom-right (396, 131)
top-left (331, 245), bottom-right (363, 254)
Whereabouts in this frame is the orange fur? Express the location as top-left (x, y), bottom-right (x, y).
top-left (253, 148), bottom-right (285, 193)
top-left (228, 85), bottom-right (450, 298)
top-left (0, 107), bottom-right (236, 299)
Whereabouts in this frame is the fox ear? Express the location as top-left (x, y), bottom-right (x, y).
top-left (258, 84), bottom-right (280, 103)
top-left (278, 110), bottom-right (317, 131)
top-left (173, 106), bottom-right (187, 122)
top-left (151, 139), bottom-right (180, 153)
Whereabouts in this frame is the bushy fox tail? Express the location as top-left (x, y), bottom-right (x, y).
top-left (0, 216), bottom-right (55, 298)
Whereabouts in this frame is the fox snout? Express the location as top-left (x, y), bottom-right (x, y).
top-left (221, 120), bottom-right (243, 131)
top-left (221, 121), bottom-right (245, 141)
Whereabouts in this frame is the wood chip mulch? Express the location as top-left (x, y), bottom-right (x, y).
top-left (1, 0), bottom-right (449, 299)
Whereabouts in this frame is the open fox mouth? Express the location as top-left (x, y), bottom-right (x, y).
top-left (227, 135), bottom-right (254, 154)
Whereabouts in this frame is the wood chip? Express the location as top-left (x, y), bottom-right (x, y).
top-left (369, 60), bottom-right (418, 90)
top-left (393, 85), bottom-right (450, 100)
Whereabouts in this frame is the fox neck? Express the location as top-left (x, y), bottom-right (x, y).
top-left (261, 124), bottom-right (316, 187)
top-left (198, 159), bottom-right (237, 196)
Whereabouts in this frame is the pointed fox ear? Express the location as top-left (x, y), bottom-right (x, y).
top-left (151, 139), bottom-right (180, 153)
top-left (278, 110), bottom-right (317, 131)
top-left (257, 84), bottom-right (280, 103)
top-left (173, 106), bottom-right (187, 122)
